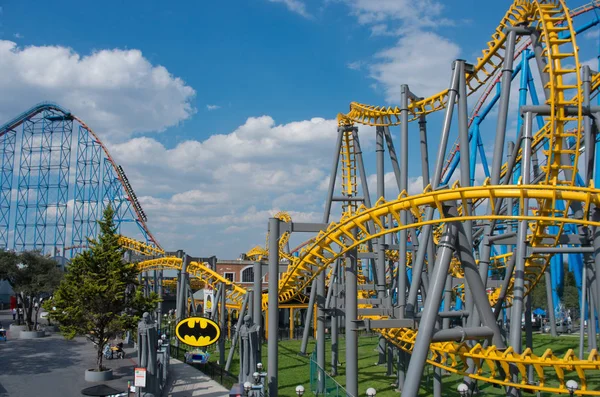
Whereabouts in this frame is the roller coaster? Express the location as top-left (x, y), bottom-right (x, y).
top-left (4, 0), bottom-right (600, 396)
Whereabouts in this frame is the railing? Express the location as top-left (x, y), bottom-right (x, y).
top-left (309, 351), bottom-right (351, 397)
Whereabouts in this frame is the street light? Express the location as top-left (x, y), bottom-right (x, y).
top-left (366, 387), bottom-right (376, 397)
top-left (296, 385), bottom-right (305, 396)
top-left (244, 381), bottom-right (252, 396)
top-left (457, 383), bottom-right (469, 397)
top-left (566, 380), bottom-right (578, 397)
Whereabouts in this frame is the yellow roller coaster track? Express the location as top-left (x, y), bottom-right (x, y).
top-left (246, 211), bottom-right (293, 262)
top-left (137, 257), bottom-right (248, 307)
top-left (267, 0), bottom-right (598, 392)
top-left (118, 235), bottom-right (165, 257)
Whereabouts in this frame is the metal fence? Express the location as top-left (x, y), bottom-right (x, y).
top-left (309, 351), bottom-right (351, 397)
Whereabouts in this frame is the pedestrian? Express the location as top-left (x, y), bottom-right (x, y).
top-left (12, 308), bottom-right (16, 320)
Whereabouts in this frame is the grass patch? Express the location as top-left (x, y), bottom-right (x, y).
top-left (172, 332), bottom-right (599, 396)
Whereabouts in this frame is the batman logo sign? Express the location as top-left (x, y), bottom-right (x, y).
top-left (175, 317), bottom-right (221, 347)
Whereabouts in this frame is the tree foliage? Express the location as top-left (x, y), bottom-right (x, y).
top-left (46, 205), bottom-right (159, 371)
top-left (0, 250), bottom-right (62, 330)
top-left (529, 262), bottom-right (581, 319)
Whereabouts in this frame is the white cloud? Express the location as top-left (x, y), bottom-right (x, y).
top-left (267, 0), bottom-right (313, 19)
top-left (369, 31), bottom-right (461, 102)
top-left (341, 0), bottom-right (454, 30)
top-left (206, 104), bottom-right (220, 111)
top-left (0, 40), bottom-right (195, 141)
top-left (13, 33), bottom-right (23, 39)
top-left (105, 115), bottom-right (343, 252)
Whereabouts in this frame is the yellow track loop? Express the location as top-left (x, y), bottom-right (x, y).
top-left (265, 183), bottom-right (600, 311)
top-left (137, 257), bottom-right (248, 307)
top-left (379, 327), bottom-right (600, 395)
top-left (338, 2), bottom-right (535, 126)
top-left (118, 235), bottom-right (165, 257)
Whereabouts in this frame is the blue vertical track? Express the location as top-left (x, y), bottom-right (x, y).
top-left (0, 103), bottom-right (159, 255)
top-left (71, 126), bottom-right (101, 255)
top-left (14, 111), bottom-right (42, 251)
top-left (0, 128), bottom-right (16, 248)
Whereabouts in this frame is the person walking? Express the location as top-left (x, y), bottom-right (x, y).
top-left (12, 308), bottom-right (16, 321)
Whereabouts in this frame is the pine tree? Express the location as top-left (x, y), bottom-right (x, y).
top-left (46, 205), bottom-right (160, 371)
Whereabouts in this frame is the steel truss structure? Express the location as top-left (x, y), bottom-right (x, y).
top-left (0, 103), bottom-right (160, 256)
top-left (250, 1), bottom-right (600, 397)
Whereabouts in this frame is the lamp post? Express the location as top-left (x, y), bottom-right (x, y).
top-left (295, 385), bottom-right (305, 396)
top-left (457, 383), bottom-right (469, 397)
top-left (566, 380), bottom-right (579, 397)
top-left (366, 387), bottom-right (377, 397)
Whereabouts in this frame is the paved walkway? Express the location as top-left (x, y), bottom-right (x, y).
top-left (164, 359), bottom-right (229, 397)
top-left (0, 310), bottom-right (229, 397)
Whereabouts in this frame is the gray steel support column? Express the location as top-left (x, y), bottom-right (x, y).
top-left (407, 61), bottom-right (460, 316)
top-left (508, 111), bottom-right (533, 397)
top-left (153, 270), bottom-right (158, 295)
top-left (225, 293), bottom-right (249, 372)
top-left (331, 261), bottom-right (339, 376)
top-left (475, 31), bottom-right (518, 325)
top-left (253, 261), bottom-right (262, 357)
top-left (267, 218), bottom-right (280, 397)
top-left (316, 264), bottom-right (326, 393)
top-left (580, 263), bottom-right (588, 359)
top-left (323, 127), bottom-right (345, 221)
top-left (157, 270), bottom-right (163, 329)
top-left (506, 141), bottom-right (515, 229)
top-left (375, 126), bottom-right (387, 365)
top-left (433, 362), bottom-right (442, 397)
top-left (345, 236), bottom-right (359, 397)
top-left (402, 218), bottom-right (457, 397)
top-left (587, 276), bottom-right (598, 351)
top-left (457, 60), bottom-right (471, 239)
top-left (187, 277), bottom-right (196, 316)
top-left (455, 219), bottom-right (506, 348)
top-left (219, 283), bottom-right (226, 365)
top-left (397, 86), bottom-right (410, 321)
top-left (211, 285), bottom-right (221, 321)
top-left (544, 269), bottom-right (558, 337)
top-left (300, 279), bottom-right (318, 355)
top-left (178, 255), bottom-right (190, 321)
top-left (525, 287), bottom-right (534, 384)
top-left (594, 209), bottom-right (600, 340)
top-left (442, 275), bottom-right (452, 329)
top-left (530, 29), bottom-right (551, 99)
top-left (584, 66), bottom-right (594, 183)
top-left (352, 127), bottom-right (378, 277)
top-left (418, 114), bottom-right (436, 317)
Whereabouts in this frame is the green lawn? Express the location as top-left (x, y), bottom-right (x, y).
top-left (178, 332), bottom-right (599, 397)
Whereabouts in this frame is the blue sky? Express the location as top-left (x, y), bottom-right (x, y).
top-left (0, 0), bottom-right (598, 257)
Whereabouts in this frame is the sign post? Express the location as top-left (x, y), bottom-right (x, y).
top-left (134, 367), bottom-right (147, 396)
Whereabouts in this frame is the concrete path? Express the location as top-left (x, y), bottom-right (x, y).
top-left (0, 310), bottom-right (230, 397)
top-left (163, 358), bottom-right (229, 397)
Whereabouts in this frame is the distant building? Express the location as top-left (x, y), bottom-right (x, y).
top-left (214, 258), bottom-right (269, 289)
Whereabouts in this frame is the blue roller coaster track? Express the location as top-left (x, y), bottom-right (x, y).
top-left (0, 102), bottom-right (159, 257)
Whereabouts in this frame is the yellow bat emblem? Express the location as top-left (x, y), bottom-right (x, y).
top-left (175, 317), bottom-right (221, 347)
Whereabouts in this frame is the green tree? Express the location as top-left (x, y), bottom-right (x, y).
top-left (0, 250), bottom-right (62, 330)
top-left (562, 266), bottom-right (580, 319)
top-left (46, 205), bottom-right (160, 371)
top-left (530, 273), bottom-right (549, 313)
